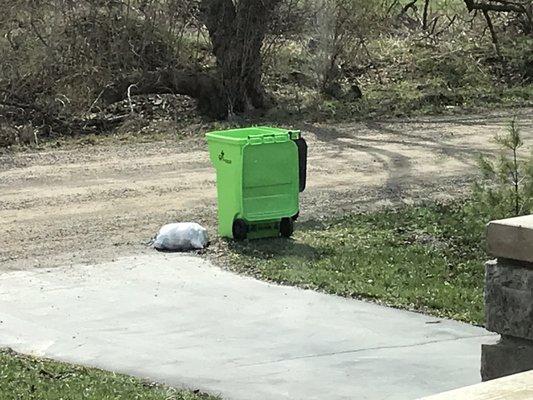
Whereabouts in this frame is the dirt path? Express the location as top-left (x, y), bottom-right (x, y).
top-left (1, 110), bottom-right (532, 272)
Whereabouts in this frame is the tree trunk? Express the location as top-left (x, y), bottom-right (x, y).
top-left (200, 0), bottom-right (281, 116)
top-left (103, 1), bottom-right (282, 120)
top-left (102, 68), bottom-right (227, 119)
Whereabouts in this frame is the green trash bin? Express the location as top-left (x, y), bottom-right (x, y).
top-left (206, 126), bottom-right (307, 240)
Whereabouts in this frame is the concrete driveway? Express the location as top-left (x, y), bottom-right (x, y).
top-left (0, 254), bottom-right (496, 400)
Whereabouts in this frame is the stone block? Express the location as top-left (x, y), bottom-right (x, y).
top-left (481, 336), bottom-right (533, 381)
top-left (485, 260), bottom-right (533, 340)
top-left (487, 215), bottom-right (533, 263)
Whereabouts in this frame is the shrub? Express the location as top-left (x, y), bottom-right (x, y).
top-left (472, 119), bottom-right (533, 218)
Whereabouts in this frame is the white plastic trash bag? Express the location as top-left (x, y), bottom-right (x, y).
top-left (153, 222), bottom-right (209, 251)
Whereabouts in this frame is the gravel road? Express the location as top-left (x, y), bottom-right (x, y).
top-left (1, 110), bottom-right (532, 272)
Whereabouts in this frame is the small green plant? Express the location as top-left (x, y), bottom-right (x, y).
top-left (474, 119), bottom-right (533, 218)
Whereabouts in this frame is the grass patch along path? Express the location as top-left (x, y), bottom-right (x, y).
top-left (0, 348), bottom-right (216, 400)
top-left (226, 202), bottom-right (487, 324)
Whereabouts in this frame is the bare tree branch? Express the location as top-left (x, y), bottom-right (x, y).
top-left (464, 0), bottom-right (527, 14)
top-left (482, 9), bottom-right (501, 57)
top-left (422, 0), bottom-right (430, 29)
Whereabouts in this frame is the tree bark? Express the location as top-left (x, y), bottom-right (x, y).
top-left (200, 0), bottom-right (281, 116)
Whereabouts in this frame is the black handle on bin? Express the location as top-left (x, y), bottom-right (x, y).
top-left (293, 137), bottom-right (307, 192)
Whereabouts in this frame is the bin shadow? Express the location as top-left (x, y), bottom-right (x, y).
top-left (224, 234), bottom-right (320, 261)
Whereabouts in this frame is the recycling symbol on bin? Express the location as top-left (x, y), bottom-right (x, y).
top-left (218, 151), bottom-right (232, 164)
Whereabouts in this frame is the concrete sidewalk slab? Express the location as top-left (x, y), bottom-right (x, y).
top-left (0, 254), bottom-right (496, 400)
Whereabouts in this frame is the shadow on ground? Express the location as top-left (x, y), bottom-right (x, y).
top-left (224, 235), bottom-right (321, 261)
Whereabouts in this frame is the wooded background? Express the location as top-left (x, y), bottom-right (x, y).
top-left (0, 0), bottom-right (531, 143)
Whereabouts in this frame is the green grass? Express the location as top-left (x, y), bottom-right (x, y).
top-left (226, 201), bottom-right (488, 324)
top-left (0, 348), bottom-right (216, 400)
top-left (265, 31), bottom-right (533, 122)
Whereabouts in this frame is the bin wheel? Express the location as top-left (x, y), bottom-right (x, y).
top-left (291, 211), bottom-right (300, 221)
top-left (232, 219), bottom-right (248, 241)
top-left (280, 218), bottom-right (294, 238)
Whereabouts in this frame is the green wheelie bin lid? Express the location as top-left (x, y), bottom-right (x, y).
top-left (205, 126), bottom-right (300, 145)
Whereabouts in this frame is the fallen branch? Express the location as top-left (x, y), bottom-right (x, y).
top-left (464, 0), bottom-right (526, 13)
top-left (102, 68), bottom-right (227, 119)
